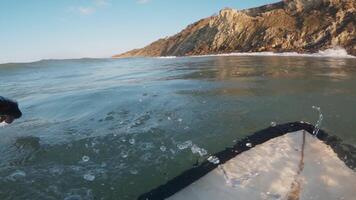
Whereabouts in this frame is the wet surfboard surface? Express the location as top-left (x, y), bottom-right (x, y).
top-left (138, 122), bottom-right (356, 200)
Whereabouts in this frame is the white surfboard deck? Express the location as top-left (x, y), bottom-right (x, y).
top-left (168, 130), bottom-right (356, 200)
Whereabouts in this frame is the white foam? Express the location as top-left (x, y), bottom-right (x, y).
top-left (156, 56), bottom-right (177, 59)
top-left (0, 122), bottom-right (8, 127)
top-left (189, 47), bottom-right (355, 59)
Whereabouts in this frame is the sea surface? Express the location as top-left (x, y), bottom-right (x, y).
top-left (0, 54), bottom-right (355, 199)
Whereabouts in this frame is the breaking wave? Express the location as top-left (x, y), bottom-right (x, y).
top-left (190, 47), bottom-right (355, 59)
top-left (156, 56), bottom-right (177, 59)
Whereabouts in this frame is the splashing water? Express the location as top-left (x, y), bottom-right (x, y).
top-left (191, 144), bottom-right (208, 156)
top-left (0, 122), bottom-right (8, 127)
top-left (312, 106), bottom-right (323, 137)
top-left (207, 156), bottom-right (220, 164)
top-left (177, 140), bottom-right (192, 150)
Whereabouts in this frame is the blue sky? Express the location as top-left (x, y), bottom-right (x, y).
top-left (0, 0), bottom-right (279, 63)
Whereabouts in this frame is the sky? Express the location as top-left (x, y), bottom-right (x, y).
top-left (0, 0), bottom-right (280, 63)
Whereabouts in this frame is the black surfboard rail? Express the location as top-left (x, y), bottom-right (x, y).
top-left (138, 122), bottom-right (356, 200)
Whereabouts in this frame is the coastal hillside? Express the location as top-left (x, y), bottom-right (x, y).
top-left (113, 0), bottom-right (356, 58)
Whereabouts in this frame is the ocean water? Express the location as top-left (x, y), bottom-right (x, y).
top-left (0, 54), bottom-right (355, 199)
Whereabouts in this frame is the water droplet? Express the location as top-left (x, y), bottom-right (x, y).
top-left (167, 117), bottom-right (171, 121)
top-left (121, 151), bottom-right (128, 158)
top-left (178, 118), bottom-right (183, 123)
top-left (312, 106), bottom-right (323, 136)
top-left (246, 143), bottom-right (252, 147)
top-left (270, 121), bottom-right (277, 127)
top-left (170, 149), bottom-right (176, 154)
top-left (129, 138), bottom-right (135, 145)
top-left (160, 146), bottom-right (167, 152)
top-left (82, 156), bottom-right (90, 162)
top-left (207, 156), bottom-right (220, 164)
top-left (83, 173), bottom-right (95, 181)
top-left (129, 169), bottom-right (138, 175)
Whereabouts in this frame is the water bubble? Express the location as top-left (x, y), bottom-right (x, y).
top-left (160, 146), bottom-right (167, 152)
top-left (83, 173), bottom-right (95, 181)
top-left (167, 117), bottom-right (172, 121)
top-left (7, 170), bottom-right (26, 181)
top-left (207, 156), bottom-right (220, 164)
top-left (169, 149), bottom-right (176, 154)
top-left (64, 195), bottom-right (82, 200)
top-left (312, 105), bottom-right (320, 111)
top-left (129, 169), bottom-right (138, 175)
top-left (129, 138), bottom-right (135, 145)
top-left (82, 156), bottom-right (90, 162)
top-left (139, 98), bottom-right (143, 102)
top-left (184, 126), bottom-right (190, 130)
top-left (121, 151), bottom-right (128, 158)
top-left (270, 121), bottom-right (277, 127)
top-left (261, 191), bottom-right (281, 200)
top-left (177, 140), bottom-right (192, 150)
top-left (178, 118), bottom-right (183, 123)
top-left (246, 143), bottom-right (252, 147)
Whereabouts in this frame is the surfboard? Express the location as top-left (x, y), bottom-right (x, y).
top-left (138, 122), bottom-right (356, 200)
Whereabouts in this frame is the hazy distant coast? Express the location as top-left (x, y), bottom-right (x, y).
top-left (113, 0), bottom-right (356, 58)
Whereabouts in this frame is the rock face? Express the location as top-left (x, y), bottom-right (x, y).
top-left (113, 0), bottom-right (356, 58)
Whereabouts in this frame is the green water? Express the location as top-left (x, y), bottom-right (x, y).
top-left (0, 55), bottom-right (355, 199)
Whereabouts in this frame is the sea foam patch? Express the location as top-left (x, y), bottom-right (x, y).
top-left (188, 47), bottom-right (355, 59)
top-left (0, 122), bottom-right (8, 127)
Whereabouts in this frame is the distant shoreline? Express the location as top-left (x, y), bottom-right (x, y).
top-left (1, 48), bottom-right (355, 65)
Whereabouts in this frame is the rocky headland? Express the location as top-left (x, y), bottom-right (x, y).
top-left (113, 0), bottom-right (356, 58)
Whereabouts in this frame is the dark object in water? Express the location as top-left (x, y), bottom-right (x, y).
top-left (0, 96), bottom-right (22, 124)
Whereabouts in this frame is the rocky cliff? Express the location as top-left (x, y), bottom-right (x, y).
top-left (113, 0), bottom-right (356, 58)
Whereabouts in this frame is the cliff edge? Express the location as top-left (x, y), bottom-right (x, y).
top-left (113, 0), bottom-right (356, 58)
